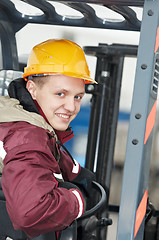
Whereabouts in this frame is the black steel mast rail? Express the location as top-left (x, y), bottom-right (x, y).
top-left (49, 0), bottom-right (145, 6)
top-left (84, 43), bottom-right (138, 57)
top-left (0, 0), bottom-right (143, 32)
top-left (48, 0), bottom-right (144, 7)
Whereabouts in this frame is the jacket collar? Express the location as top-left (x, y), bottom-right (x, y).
top-left (55, 129), bottom-right (74, 144)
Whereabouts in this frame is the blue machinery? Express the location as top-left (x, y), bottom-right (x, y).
top-left (0, 0), bottom-right (159, 240)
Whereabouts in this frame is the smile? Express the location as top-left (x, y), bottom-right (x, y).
top-left (57, 113), bottom-right (70, 119)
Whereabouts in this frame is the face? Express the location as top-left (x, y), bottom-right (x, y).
top-left (26, 75), bottom-right (85, 131)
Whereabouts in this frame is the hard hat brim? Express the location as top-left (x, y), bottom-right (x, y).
top-left (23, 70), bottom-right (97, 84)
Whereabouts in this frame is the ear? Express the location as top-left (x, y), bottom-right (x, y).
top-left (26, 80), bottom-right (37, 100)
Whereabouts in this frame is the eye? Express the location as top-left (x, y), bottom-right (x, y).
top-left (57, 92), bottom-right (64, 97)
top-left (74, 95), bottom-right (82, 100)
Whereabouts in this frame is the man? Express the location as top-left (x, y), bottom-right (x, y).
top-left (0, 39), bottom-right (96, 239)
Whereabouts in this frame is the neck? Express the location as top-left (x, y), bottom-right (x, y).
top-left (33, 100), bottom-right (50, 125)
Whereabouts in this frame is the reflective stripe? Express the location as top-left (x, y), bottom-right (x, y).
top-left (72, 190), bottom-right (83, 218)
top-left (72, 159), bottom-right (79, 174)
top-left (0, 140), bottom-right (6, 160)
top-left (134, 190), bottom-right (148, 238)
top-left (155, 27), bottom-right (159, 53)
top-left (144, 100), bottom-right (157, 144)
top-left (53, 173), bottom-right (64, 181)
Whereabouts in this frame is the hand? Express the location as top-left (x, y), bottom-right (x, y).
top-left (58, 181), bottom-right (80, 191)
top-left (71, 167), bottom-right (96, 198)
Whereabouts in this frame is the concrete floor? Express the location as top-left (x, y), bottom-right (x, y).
top-left (107, 213), bottom-right (118, 240)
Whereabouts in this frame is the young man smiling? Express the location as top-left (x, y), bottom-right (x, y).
top-left (0, 39), bottom-right (96, 239)
top-left (26, 74), bottom-right (85, 131)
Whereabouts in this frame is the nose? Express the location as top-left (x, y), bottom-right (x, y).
top-left (64, 97), bottom-right (76, 112)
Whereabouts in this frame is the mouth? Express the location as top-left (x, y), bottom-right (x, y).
top-left (56, 113), bottom-right (70, 121)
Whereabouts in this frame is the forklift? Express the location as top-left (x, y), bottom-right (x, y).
top-left (0, 0), bottom-right (159, 240)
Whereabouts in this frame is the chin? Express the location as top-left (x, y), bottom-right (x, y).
top-left (51, 124), bottom-right (69, 131)
top-left (56, 128), bottom-right (68, 131)
top-left (60, 126), bottom-right (69, 131)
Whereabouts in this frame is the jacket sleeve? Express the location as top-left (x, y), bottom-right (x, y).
top-left (58, 149), bottom-right (81, 182)
top-left (1, 124), bottom-right (84, 238)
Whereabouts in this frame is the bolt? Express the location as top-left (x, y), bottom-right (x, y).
top-left (148, 10), bottom-right (154, 16)
top-left (141, 64), bottom-right (147, 70)
top-left (87, 84), bottom-right (95, 92)
top-left (135, 114), bottom-right (141, 119)
top-left (132, 139), bottom-right (138, 145)
top-left (101, 71), bottom-right (110, 78)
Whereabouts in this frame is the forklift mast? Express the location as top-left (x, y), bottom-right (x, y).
top-left (117, 1), bottom-right (159, 239)
top-left (0, 1), bottom-right (159, 240)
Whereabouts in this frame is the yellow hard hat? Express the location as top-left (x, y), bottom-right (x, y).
top-left (23, 39), bottom-right (96, 84)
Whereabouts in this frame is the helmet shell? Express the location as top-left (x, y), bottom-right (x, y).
top-left (23, 39), bottom-right (96, 84)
